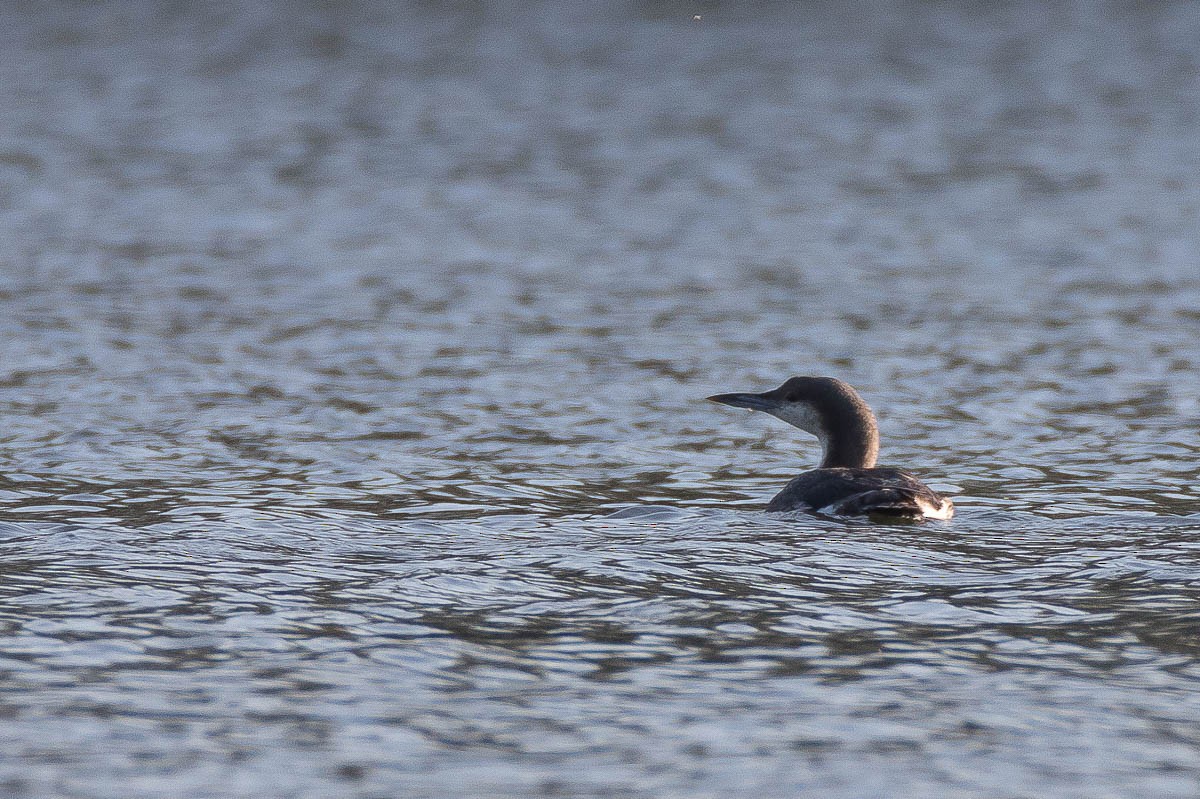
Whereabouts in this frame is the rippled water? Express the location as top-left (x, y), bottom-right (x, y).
top-left (2, 1), bottom-right (1200, 796)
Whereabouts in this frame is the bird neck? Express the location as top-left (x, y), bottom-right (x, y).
top-left (817, 409), bottom-right (879, 469)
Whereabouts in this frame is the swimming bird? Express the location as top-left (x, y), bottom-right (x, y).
top-left (708, 376), bottom-right (954, 520)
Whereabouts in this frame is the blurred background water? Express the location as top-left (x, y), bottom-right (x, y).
top-left (1, 1), bottom-right (1199, 796)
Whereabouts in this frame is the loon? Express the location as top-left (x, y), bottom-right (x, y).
top-left (708, 376), bottom-right (954, 520)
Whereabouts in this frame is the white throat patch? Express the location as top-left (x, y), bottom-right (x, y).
top-left (767, 402), bottom-right (827, 443)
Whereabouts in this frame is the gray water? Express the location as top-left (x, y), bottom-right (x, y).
top-left (2, 1), bottom-right (1200, 796)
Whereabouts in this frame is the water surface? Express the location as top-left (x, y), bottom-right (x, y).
top-left (2, 1), bottom-right (1199, 797)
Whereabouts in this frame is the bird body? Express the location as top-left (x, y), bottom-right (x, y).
top-left (708, 376), bottom-right (954, 521)
top-left (765, 466), bottom-right (953, 519)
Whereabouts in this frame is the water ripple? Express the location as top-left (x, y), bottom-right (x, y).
top-left (3, 0), bottom-right (1200, 796)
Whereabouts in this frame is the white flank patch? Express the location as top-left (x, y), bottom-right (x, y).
top-left (918, 496), bottom-right (955, 520)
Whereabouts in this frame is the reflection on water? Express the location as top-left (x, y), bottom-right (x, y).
top-left (2, 0), bottom-right (1200, 796)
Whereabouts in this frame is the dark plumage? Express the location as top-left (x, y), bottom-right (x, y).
top-left (708, 376), bottom-right (954, 520)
